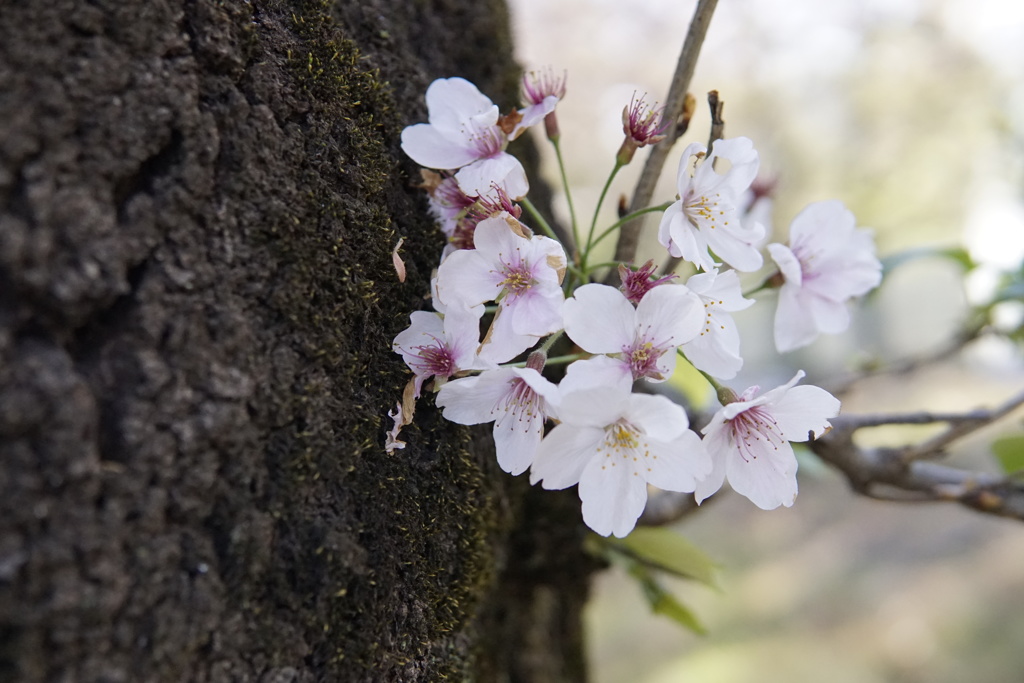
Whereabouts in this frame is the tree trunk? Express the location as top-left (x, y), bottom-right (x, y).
top-left (0, 1), bottom-right (594, 680)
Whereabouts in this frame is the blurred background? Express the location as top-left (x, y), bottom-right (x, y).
top-left (507, 0), bottom-right (1024, 681)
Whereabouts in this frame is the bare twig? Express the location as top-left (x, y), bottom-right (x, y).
top-left (611, 0), bottom-right (719, 270)
top-left (809, 390), bottom-right (1024, 520)
top-left (705, 89), bottom-right (725, 152)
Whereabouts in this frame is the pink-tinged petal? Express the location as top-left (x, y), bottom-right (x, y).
top-left (531, 423), bottom-right (605, 488)
top-left (446, 309), bottom-right (493, 373)
top-left (456, 154), bottom-right (529, 199)
top-left (623, 392), bottom-right (690, 442)
top-left (506, 283), bottom-right (564, 336)
top-left (807, 295), bottom-right (850, 334)
top-left (435, 249), bottom-right (503, 307)
top-left (644, 430), bottom-right (710, 493)
top-left (724, 440), bottom-right (799, 510)
top-left (493, 406), bottom-right (545, 475)
top-left (435, 371), bottom-right (516, 425)
top-left (401, 123), bottom-right (481, 170)
top-left (769, 384), bottom-right (840, 441)
top-left (767, 243), bottom-right (802, 285)
top-left (557, 385), bottom-right (630, 429)
top-left (788, 199), bottom-right (854, 247)
top-left (424, 77), bottom-right (497, 133)
top-left (393, 310), bottom-right (444, 360)
top-left (512, 94), bottom-right (560, 138)
top-left (579, 455), bottom-right (649, 537)
top-left (560, 357), bottom-right (633, 396)
top-left (773, 285), bottom-right (819, 353)
top-left (562, 283), bottom-right (636, 353)
top-left (635, 284), bottom-right (704, 347)
top-left (657, 202), bottom-right (685, 258)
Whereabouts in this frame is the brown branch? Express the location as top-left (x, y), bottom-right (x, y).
top-left (809, 390), bottom-right (1024, 520)
top-left (611, 0), bottom-right (719, 270)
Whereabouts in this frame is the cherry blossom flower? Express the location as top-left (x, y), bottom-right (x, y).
top-left (447, 185), bottom-right (523, 254)
top-left (562, 283), bottom-right (703, 384)
top-left (658, 137), bottom-right (765, 272)
top-left (767, 200), bottom-right (883, 352)
top-left (435, 214), bottom-right (567, 345)
top-left (695, 371), bottom-right (840, 510)
top-left (679, 269), bottom-right (754, 380)
top-left (516, 68), bottom-right (566, 140)
top-left (420, 170), bottom-right (475, 238)
top-left (392, 304), bottom-right (488, 397)
top-left (618, 260), bottom-right (677, 305)
top-left (400, 77), bottom-right (528, 199)
top-left (436, 356), bottom-right (560, 475)
top-left (530, 383), bottom-right (710, 537)
top-left (617, 94), bottom-right (667, 165)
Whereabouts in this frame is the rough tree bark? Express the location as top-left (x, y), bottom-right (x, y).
top-left (0, 1), bottom-right (593, 681)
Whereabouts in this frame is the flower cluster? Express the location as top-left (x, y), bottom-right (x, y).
top-left (389, 73), bottom-right (881, 537)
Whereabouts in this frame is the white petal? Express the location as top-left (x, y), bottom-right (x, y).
top-left (562, 283), bottom-right (636, 353)
top-left (578, 454), bottom-right (649, 537)
top-left (401, 123), bottom-right (481, 170)
top-left (455, 154), bottom-right (529, 199)
top-left (435, 249), bottom-right (503, 307)
top-left (425, 77), bottom-right (497, 133)
top-left (506, 283), bottom-right (564, 337)
top-left (705, 224), bottom-right (764, 272)
top-left (477, 307), bottom-right (540, 363)
top-left (393, 310), bottom-right (444, 359)
top-left (493, 405), bottom-right (545, 475)
top-left (635, 284), bottom-right (704, 347)
top-left (694, 439), bottom-right (727, 505)
top-left (557, 384), bottom-right (629, 429)
top-left (768, 243), bottom-right (803, 285)
top-left (773, 285), bottom-right (819, 353)
top-left (622, 393), bottom-right (690, 442)
top-left (531, 423), bottom-right (604, 488)
top-left (769, 384), bottom-right (841, 441)
top-left (725, 440), bottom-right (799, 510)
top-left (807, 295), bottom-right (851, 334)
top-left (435, 371), bottom-right (515, 425)
top-left (682, 311), bottom-right (743, 380)
top-left (643, 430), bottom-right (710, 492)
top-left (560, 357), bottom-right (633, 396)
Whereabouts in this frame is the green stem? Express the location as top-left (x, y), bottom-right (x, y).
top-left (520, 197), bottom-right (560, 242)
top-left (583, 161), bottom-right (624, 272)
top-left (677, 349), bottom-right (735, 404)
top-left (509, 352), bottom-right (586, 368)
top-left (552, 138), bottom-right (581, 258)
top-left (590, 202), bottom-right (674, 252)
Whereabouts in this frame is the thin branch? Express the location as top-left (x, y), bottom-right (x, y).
top-left (809, 391), bottom-right (1024, 521)
top-left (611, 0), bottom-right (719, 270)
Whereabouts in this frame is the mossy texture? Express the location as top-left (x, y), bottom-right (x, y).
top-left (0, 0), bottom-right (593, 681)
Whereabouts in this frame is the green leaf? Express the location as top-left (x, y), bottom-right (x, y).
top-left (992, 434), bottom-right (1024, 475)
top-left (609, 527), bottom-right (719, 587)
top-left (628, 563), bottom-right (707, 635)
